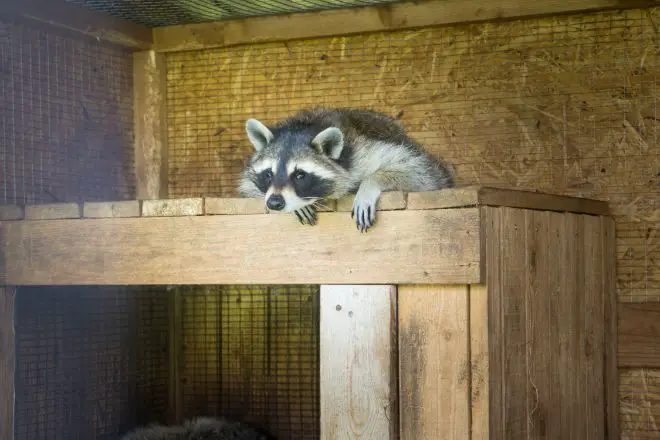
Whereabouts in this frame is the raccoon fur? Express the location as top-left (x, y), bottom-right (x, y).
top-left (119, 417), bottom-right (277, 440)
top-left (238, 107), bottom-right (454, 232)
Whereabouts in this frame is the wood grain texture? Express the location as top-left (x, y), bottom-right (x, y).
top-left (1, 207), bottom-right (480, 285)
top-left (470, 284), bottom-right (489, 440)
top-left (617, 303), bottom-right (660, 368)
top-left (151, 0), bottom-right (654, 52)
top-left (0, 205), bottom-right (23, 221)
top-left (205, 197), bottom-right (267, 215)
top-left (25, 202), bottom-right (81, 220)
top-left (602, 217), bottom-right (619, 439)
top-left (398, 285), bottom-right (470, 440)
top-left (408, 186), bottom-right (609, 215)
top-left (320, 285), bottom-right (398, 440)
top-left (0, 0), bottom-right (152, 48)
top-left (0, 287), bottom-right (15, 440)
top-left (482, 206), bottom-right (612, 440)
top-left (134, 50), bottom-right (169, 200)
top-left (83, 201), bottom-right (141, 218)
top-left (142, 198), bottom-right (203, 217)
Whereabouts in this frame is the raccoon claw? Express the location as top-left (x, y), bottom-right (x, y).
top-left (294, 205), bottom-right (317, 226)
top-left (352, 202), bottom-right (376, 233)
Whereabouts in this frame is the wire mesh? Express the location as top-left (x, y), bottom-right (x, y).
top-left (64, 0), bottom-right (406, 28)
top-left (0, 19), bottom-right (135, 206)
top-left (175, 285), bottom-right (320, 440)
top-left (14, 286), bottom-right (171, 440)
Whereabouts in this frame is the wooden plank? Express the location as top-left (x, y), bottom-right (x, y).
top-left (0, 0), bottom-right (152, 49)
top-left (320, 285), bottom-right (398, 440)
top-left (408, 186), bottom-right (609, 215)
top-left (398, 285), bottom-right (469, 440)
top-left (617, 303), bottom-right (660, 368)
top-left (0, 205), bottom-right (23, 221)
top-left (482, 206), bottom-right (504, 440)
top-left (336, 191), bottom-right (407, 212)
top-left (83, 201), bottom-right (141, 218)
top-left (134, 50), bottom-right (169, 200)
top-left (603, 217), bottom-right (619, 440)
top-left (151, 0), bottom-right (655, 52)
top-left (205, 197), bottom-right (267, 215)
top-left (1, 207), bottom-right (481, 285)
top-left (0, 287), bottom-right (15, 440)
top-left (25, 202), bottom-right (81, 220)
top-left (142, 198), bottom-right (203, 217)
top-left (470, 284), bottom-right (489, 440)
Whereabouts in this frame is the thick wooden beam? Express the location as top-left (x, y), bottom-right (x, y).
top-left (0, 287), bottom-right (15, 440)
top-left (152, 0), bottom-right (658, 52)
top-left (0, 0), bottom-right (152, 49)
top-left (617, 302), bottom-right (660, 368)
top-left (320, 285), bottom-right (398, 440)
top-left (134, 50), bottom-right (169, 200)
top-left (398, 285), bottom-right (470, 440)
top-left (0, 208), bottom-right (481, 285)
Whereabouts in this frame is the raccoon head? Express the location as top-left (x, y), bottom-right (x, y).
top-left (238, 118), bottom-right (350, 213)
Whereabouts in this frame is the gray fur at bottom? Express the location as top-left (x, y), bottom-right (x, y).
top-left (119, 417), bottom-right (277, 440)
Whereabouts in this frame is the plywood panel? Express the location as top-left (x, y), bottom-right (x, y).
top-left (1, 207), bottom-right (481, 285)
top-left (398, 285), bottom-right (470, 440)
top-left (319, 285), bottom-right (397, 440)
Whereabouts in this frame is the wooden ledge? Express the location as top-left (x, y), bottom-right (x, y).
top-left (0, 186), bottom-right (609, 222)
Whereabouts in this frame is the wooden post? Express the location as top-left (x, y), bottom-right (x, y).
top-left (320, 285), bottom-right (398, 440)
top-left (0, 287), bottom-right (15, 440)
top-left (133, 50), bottom-right (169, 200)
top-left (398, 284), bottom-right (471, 439)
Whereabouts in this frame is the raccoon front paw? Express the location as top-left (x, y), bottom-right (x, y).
top-left (351, 195), bottom-right (378, 233)
top-left (294, 205), bottom-right (317, 226)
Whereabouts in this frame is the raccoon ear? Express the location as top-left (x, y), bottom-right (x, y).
top-left (246, 119), bottom-right (274, 152)
top-left (311, 127), bottom-right (344, 160)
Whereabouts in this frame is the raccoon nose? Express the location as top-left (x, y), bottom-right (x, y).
top-left (266, 194), bottom-right (285, 211)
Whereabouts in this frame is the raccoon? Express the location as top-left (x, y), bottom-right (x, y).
top-left (238, 107), bottom-right (454, 232)
top-left (119, 416), bottom-right (277, 440)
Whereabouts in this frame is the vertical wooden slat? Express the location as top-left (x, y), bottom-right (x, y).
top-left (500, 207), bottom-right (527, 439)
top-left (524, 210), bottom-right (553, 439)
top-left (168, 288), bottom-right (183, 424)
top-left (470, 284), bottom-right (489, 440)
top-left (582, 215), bottom-right (606, 439)
top-left (319, 285), bottom-right (398, 440)
top-left (134, 50), bottom-right (169, 200)
top-left (482, 206), bottom-right (504, 440)
top-left (0, 286), bottom-right (15, 440)
top-left (398, 284), bottom-right (470, 440)
top-left (602, 217), bottom-right (619, 439)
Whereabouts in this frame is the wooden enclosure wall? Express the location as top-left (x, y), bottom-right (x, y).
top-left (164, 7), bottom-right (659, 437)
top-left (0, 18), bottom-right (136, 205)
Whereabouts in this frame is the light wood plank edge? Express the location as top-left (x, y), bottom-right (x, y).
top-left (24, 202), bottom-right (82, 220)
top-left (141, 198), bottom-right (204, 217)
top-left (0, 0), bottom-right (152, 49)
top-left (470, 284), bottom-right (489, 440)
top-left (151, 0), bottom-right (656, 52)
top-left (603, 217), bottom-right (619, 440)
top-left (0, 205), bottom-right (24, 221)
top-left (0, 287), bottom-right (15, 440)
top-left (83, 200), bottom-right (142, 218)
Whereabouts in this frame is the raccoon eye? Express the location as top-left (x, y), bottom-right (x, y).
top-left (293, 170), bottom-right (307, 180)
top-left (263, 169), bottom-right (273, 180)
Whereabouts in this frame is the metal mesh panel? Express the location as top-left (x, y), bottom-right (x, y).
top-left (175, 285), bottom-right (320, 440)
top-left (64, 0), bottom-right (405, 27)
top-left (14, 286), bottom-right (171, 440)
top-left (0, 20), bottom-right (135, 206)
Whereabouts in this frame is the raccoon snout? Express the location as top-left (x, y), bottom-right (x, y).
top-left (266, 194), bottom-right (286, 211)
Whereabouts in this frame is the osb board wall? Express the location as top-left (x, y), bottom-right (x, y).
top-left (14, 286), bottom-right (170, 439)
top-left (173, 285), bottom-right (320, 440)
top-left (0, 20), bottom-right (136, 205)
top-left (164, 7), bottom-right (659, 438)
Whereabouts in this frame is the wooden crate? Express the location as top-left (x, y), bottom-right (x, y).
top-left (0, 186), bottom-right (618, 440)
